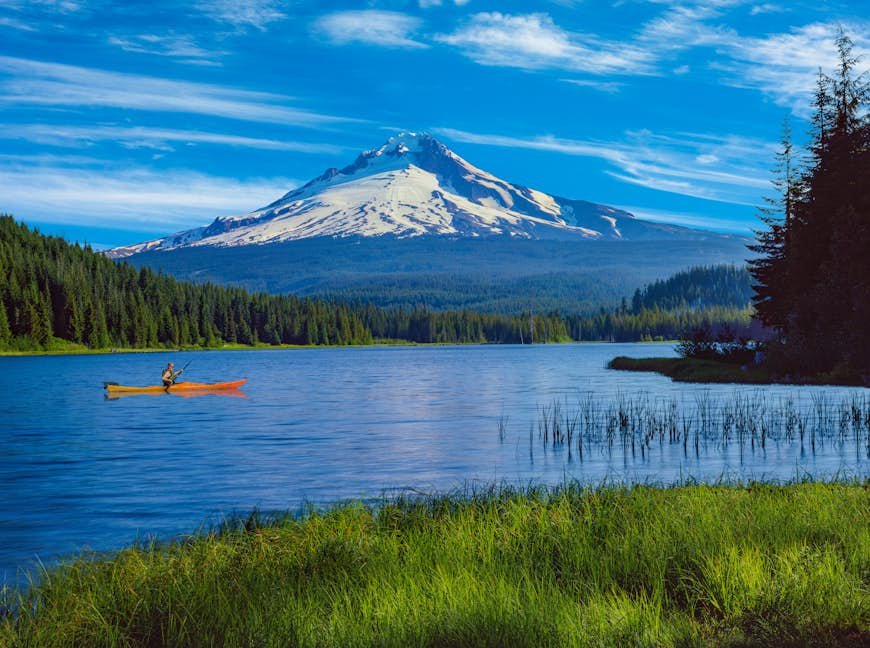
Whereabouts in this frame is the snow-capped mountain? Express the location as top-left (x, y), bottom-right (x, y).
top-left (107, 132), bottom-right (705, 259)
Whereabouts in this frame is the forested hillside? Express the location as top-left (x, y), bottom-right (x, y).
top-left (630, 265), bottom-right (752, 312)
top-left (0, 216), bottom-right (753, 350)
top-left (127, 235), bottom-right (751, 314)
top-left (0, 216), bottom-right (372, 350)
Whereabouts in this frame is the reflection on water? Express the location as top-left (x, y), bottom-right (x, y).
top-left (105, 389), bottom-right (248, 401)
top-left (0, 343), bottom-right (866, 585)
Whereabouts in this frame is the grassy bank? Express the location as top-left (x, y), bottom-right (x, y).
top-left (0, 340), bottom-right (394, 357)
top-left (609, 356), bottom-right (869, 386)
top-left (0, 338), bottom-right (629, 357)
top-left (608, 356), bottom-right (772, 384)
top-left (2, 482), bottom-right (868, 647)
top-left (0, 339), bottom-right (308, 357)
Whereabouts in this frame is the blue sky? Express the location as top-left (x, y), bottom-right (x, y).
top-left (1, 0), bottom-right (867, 248)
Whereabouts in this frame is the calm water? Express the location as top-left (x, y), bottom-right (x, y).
top-left (1, 343), bottom-right (867, 585)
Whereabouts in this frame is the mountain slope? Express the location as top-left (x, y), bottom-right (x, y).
top-left (108, 132), bottom-right (715, 258)
top-left (126, 235), bottom-right (753, 314)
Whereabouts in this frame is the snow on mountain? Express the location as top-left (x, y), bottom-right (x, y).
top-left (107, 132), bottom-right (704, 259)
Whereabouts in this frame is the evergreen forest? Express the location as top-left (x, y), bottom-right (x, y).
top-left (0, 216), bottom-right (373, 350)
top-left (128, 235), bottom-right (750, 314)
top-left (0, 215), bottom-right (752, 351)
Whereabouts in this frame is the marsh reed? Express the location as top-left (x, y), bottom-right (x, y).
top-left (530, 391), bottom-right (870, 459)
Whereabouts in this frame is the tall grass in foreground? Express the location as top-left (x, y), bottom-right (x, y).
top-left (1, 482), bottom-right (868, 647)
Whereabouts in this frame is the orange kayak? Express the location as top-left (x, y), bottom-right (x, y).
top-left (105, 379), bottom-right (248, 394)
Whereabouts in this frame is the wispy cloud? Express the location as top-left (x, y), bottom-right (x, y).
top-left (562, 78), bottom-right (624, 93)
top-left (305, 2), bottom-right (865, 119)
top-left (711, 22), bottom-right (870, 115)
top-left (435, 12), bottom-right (655, 75)
top-left (436, 128), bottom-right (617, 159)
top-left (432, 4), bottom-right (866, 116)
top-left (0, 15), bottom-right (36, 31)
top-left (749, 4), bottom-right (786, 16)
top-left (0, 56), bottom-right (358, 127)
top-left (435, 127), bottom-right (773, 205)
top-left (635, 4), bottom-right (733, 53)
top-left (2, 0), bottom-right (82, 14)
top-left (618, 204), bottom-right (752, 233)
top-left (195, 0), bottom-right (287, 31)
top-left (419, 0), bottom-right (471, 7)
top-left (0, 160), bottom-right (299, 231)
top-left (0, 124), bottom-right (345, 154)
top-left (628, 5), bottom-right (869, 113)
top-left (108, 34), bottom-right (227, 65)
top-left (0, 0), bottom-right (86, 32)
top-left (314, 11), bottom-right (428, 49)
top-left (107, 33), bottom-right (225, 66)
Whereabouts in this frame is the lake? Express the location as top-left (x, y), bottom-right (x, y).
top-left (1, 343), bottom-right (867, 586)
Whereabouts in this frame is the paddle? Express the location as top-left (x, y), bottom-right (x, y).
top-left (173, 360), bottom-right (192, 383)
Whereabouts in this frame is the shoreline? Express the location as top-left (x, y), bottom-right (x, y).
top-left (0, 339), bottom-right (680, 358)
top-left (608, 355), bottom-right (868, 387)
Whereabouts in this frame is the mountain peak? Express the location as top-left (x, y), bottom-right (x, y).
top-left (106, 132), bottom-right (709, 258)
top-left (328, 131), bottom-right (449, 181)
top-left (373, 131), bottom-right (438, 156)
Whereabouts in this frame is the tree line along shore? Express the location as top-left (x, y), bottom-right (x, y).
top-left (0, 215), bottom-right (752, 353)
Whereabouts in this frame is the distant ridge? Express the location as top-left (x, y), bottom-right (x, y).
top-left (107, 132), bottom-right (729, 258)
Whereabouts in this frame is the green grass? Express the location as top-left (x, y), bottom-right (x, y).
top-left (609, 356), bottom-right (774, 384)
top-left (2, 482), bottom-right (868, 647)
top-left (0, 338), bottom-right (589, 357)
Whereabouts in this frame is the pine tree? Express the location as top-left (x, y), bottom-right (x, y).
top-left (751, 31), bottom-right (869, 376)
top-left (0, 300), bottom-right (11, 348)
top-left (748, 117), bottom-right (801, 331)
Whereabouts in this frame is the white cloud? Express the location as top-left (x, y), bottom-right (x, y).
top-left (0, 161), bottom-right (299, 231)
top-left (562, 78), bottom-right (624, 93)
top-left (436, 12), bottom-right (654, 75)
top-left (749, 4), bottom-right (786, 16)
top-left (314, 11), bottom-right (428, 49)
top-left (618, 205), bottom-right (751, 233)
top-left (0, 16), bottom-right (35, 31)
top-left (430, 3), bottom-right (867, 117)
top-left (0, 56), bottom-right (358, 127)
top-left (712, 22), bottom-right (870, 115)
top-left (195, 0), bottom-right (287, 31)
top-left (435, 127), bottom-right (773, 205)
top-left (107, 33), bottom-right (225, 65)
top-left (420, 0), bottom-right (471, 7)
top-left (2, 0), bottom-right (82, 13)
top-left (630, 9), bottom-right (870, 114)
top-left (636, 4), bottom-right (733, 53)
top-left (0, 124), bottom-right (345, 154)
top-left (434, 127), bottom-right (616, 159)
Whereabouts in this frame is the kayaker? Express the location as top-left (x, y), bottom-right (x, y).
top-left (161, 362), bottom-right (183, 389)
